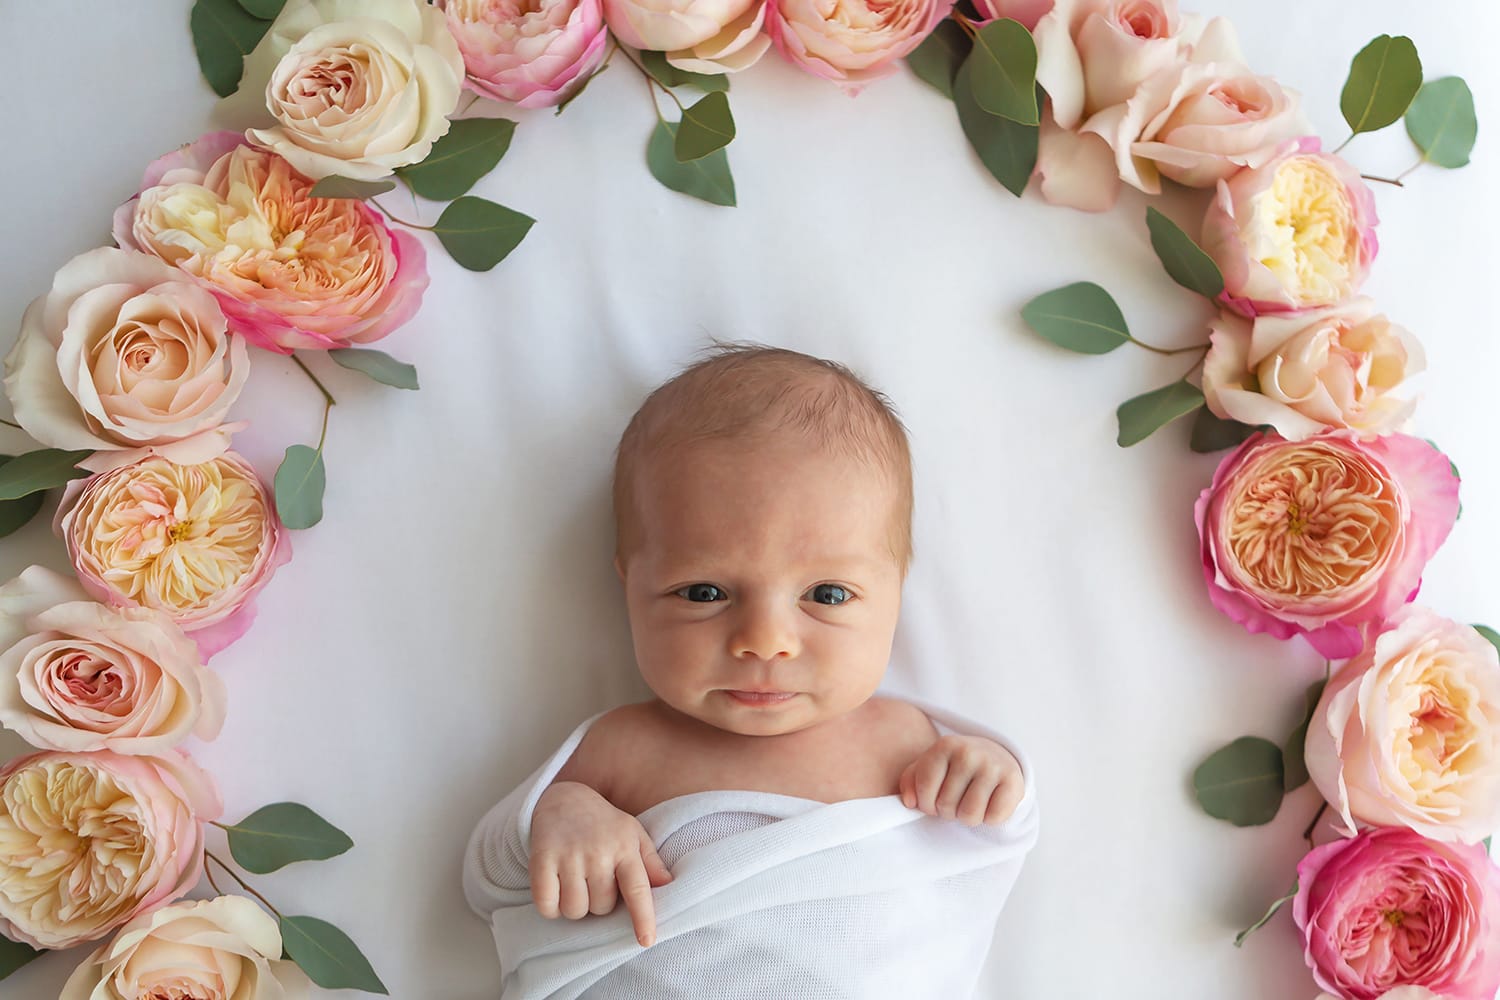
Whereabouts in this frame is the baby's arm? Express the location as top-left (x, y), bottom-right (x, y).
top-left (898, 733), bottom-right (1025, 827)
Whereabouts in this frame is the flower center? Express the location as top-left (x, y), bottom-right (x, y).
top-left (1257, 155), bottom-right (1357, 305)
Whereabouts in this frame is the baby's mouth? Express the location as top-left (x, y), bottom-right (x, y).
top-left (722, 690), bottom-right (798, 707)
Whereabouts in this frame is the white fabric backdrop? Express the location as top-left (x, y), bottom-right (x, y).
top-left (2, 3), bottom-right (1498, 997)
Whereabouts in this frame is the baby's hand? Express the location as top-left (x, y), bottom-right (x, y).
top-left (529, 780), bottom-right (674, 947)
top-left (899, 735), bottom-right (1025, 827)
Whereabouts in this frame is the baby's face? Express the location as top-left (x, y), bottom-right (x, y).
top-left (617, 435), bottom-right (904, 738)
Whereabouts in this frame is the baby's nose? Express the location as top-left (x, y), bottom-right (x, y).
top-left (727, 600), bottom-right (801, 662)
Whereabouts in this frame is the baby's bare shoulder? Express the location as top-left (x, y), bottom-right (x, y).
top-left (864, 696), bottom-right (940, 756)
top-left (553, 702), bottom-right (661, 796)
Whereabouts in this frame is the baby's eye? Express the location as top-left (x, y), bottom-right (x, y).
top-left (805, 584), bottom-right (853, 606)
top-left (675, 584), bottom-right (726, 603)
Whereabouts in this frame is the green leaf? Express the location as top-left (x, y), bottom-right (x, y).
top-left (1020, 282), bottom-right (1129, 354)
top-left (328, 349), bottom-right (419, 390)
top-left (0, 448), bottom-right (93, 502)
top-left (235, 0), bottom-right (286, 17)
top-left (964, 18), bottom-right (1039, 125)
top-left (1485, 835), bottom-right (1493, 853)
top-left (1341, 35), bottom-right (1423, 136)
top-left (1283, 680), bottom-right (1327, 792)
top-left (280, 915), bottom-right (388, 994)
top-left (274, 445), bottom-right (326, 530)
top-left (1193, 736), bottom-right (1286, 827)
top-left (396, 119), bottom-right (517, 201)
top-left (307, 176), bottom-right (397, 200)
top-left (1145, 207), bottom-right (1224, 299)
top-left (0, 934), bottom-right (43, 981)
top-left (433, 196), bottom-right (536, 271)
top-left (1235, 880), bottom-right (1297, 948)
top-left (646, 121), bottom-right (736, 207)
top-left (222, 802), bottom-right (354, 874)
top-left (0, 456), bottom-right (46, 539)
top-left (675, 92), bottom-right (736, 162)
top-left (1475, 624), bottom-right (1500, 656)
top-left (953, 68), bottom-right (1038, 197)
top-left (1405, 77), bottom-right (1477, 168)
top-left (190, 0), bottom-right (275, 98)
top-left (639, 50), bottom-right (729, 92)
top-left (907, 19), bottom-right (970, 100)
top-left (1190, 407), bottom-right (1257, 453)
top-left (1117, 381), bottom-right (1204, 447)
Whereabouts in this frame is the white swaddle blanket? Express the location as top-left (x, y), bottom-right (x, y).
top-left (462, 702), bottom-right (1039, 999)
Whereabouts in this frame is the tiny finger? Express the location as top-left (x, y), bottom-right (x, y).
top-left (617, 858), bottom-right (658, 948)
top-left (587, 868), bottom-right (620, 916)
top-left (638, 830), bottom-right (674, 887)
top-left (913, 753), bottom-right (950, 815)
top-left (531, 864), bottom-right (560, 919)
top-left (955, 774), bottom-right (995, 827)
top-left (933, 765), bottom-right (978, 819)
top-left (984, 777), bottom-right (1026, 826)
top-left (558, 860), bottom-right (591, 920)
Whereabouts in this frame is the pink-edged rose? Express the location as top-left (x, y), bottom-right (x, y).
top-left (1305, 607), bottom-right (1500, 845)
top-left (0, 566), bottom-right (225, 755)
top-left (3, 247), bottom-right (247, 473)
top-left (972, 0), bottom-right (1051, 30)
top-left (114, 133), bottom-right (427, 354)
top-left (57, 453), bottom-right (291, 658)
top-left (1294, 827), bottom-right (1500, 1000)
top-left (0, 749), bottom-right (220, 949)
top-left (1202, 298), bottom-right (1424, 440)
top-left (1317, 990), bottom-right (1443, 1000)
top-left (442, 0), bottom-right (610, 108)
top-left (1202, 138), bottom-right (1379, 317)
top-left (766, 0), bottom-right (951, 87)
top-left (1195, 432), bottom-right (1459, 659)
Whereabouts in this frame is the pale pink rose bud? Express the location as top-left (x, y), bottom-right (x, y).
top-left (1194, 432), bottom-right (1459, 659)
top-left (604, 0), bottom-right (757, 54)
top-left (0, 566), bottom-right (226, 755)
top-left (1202, 138), bottom-right (1379, 317)
top-left (1202, 298), bottom-right (1424, 440)
top-left (1294, 828), bottom-right (1500, 1000)
top-left (114, 133), bottom-right (427, 354)
top-left (971, 0), bottom-right (1052, 30)
top-left (0, 749), bottom-right (220, 949)
top-left (56, 453), bottom-right (292, 658)
top-left (766, 0), bottom-right (952, 87)
top-left (441, 0), bottom-right (610, 108)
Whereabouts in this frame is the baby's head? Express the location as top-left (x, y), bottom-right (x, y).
top-left (612, 344), bottom-right (912, 737)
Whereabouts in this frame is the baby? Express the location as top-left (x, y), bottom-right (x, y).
top-left (465, 345), bottom-right (1037, 998)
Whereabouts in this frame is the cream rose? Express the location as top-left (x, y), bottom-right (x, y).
top-left (603, 0), bottom-right (770, 74)
top-left (0, 749), bottom-right (220, 949)
top-left (241, 0), bottom-right (465, 181)
top-left (1202, 298), bottom-right (1424, 440)
top-left (3, 247), bottom-right (247, 472)
top-left (766, 0), bottom-right (950, 87)
top-left (0, 565), bottom-right (225, 755)
top-left (61, 896), bottom-right (310, 1000)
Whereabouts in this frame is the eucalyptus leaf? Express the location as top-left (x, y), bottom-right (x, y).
top-left (964, 18), bottom-right (1038, 124)
top-left (397, 119), bottom-right (517, 201)
top-left (1405, 77), bottom-right (1477, 168)
top-left (274, 445), bottom-right (326, 530)
top-left (675, 92), bottom-right (736, 162)
top-left (1020, 282), bottom-right (1128, 354)
top-left (222, 802), bottom-right (354, 874)
top-left (646, 121), bottom-right (736, 207)
top-left (639, 50), bottom-right (729, 92)
top-left (0, 934), bottom-right (42, 981)
top-left (1475, 624), bottom-right (1500, 656)
top-left (1341, 35), bottom-right (1422, 136)
top-left (280, 915), bottom-right (388, 994)
top-left (1145, 207), bottom-right (1224, 299)
top-left (190, 0), bottom-right (275, 98)
top-left (235, 0), bottom-right (286, 18)
top-left (1193, 736), bottom-right (1286, 827)
top-left (307, 176), bottom-right (396, 200)
top-left (953, 68), bottom-right (1038, 197)
top-left (0, 448), bottom-right (93, 502)
top-left (433, 196), bottom-right (536, 271)
top-left (1117, 381), bottom-right (1204, 448)
top-left (1486, 835), bottom-right (1493, 853)
top-left (1235, 881), bottom-right (1298, 948)
top-left (1189, 407), bottom-right (1256, 454)
top-left (328, 349), bottom-right (419, 390)
top-left (907, 19), bottom-right (970, 100)
top-left (1283, 679), bottom-right (1327, 792)
top-left (0, 456), bottom-right (47, 539)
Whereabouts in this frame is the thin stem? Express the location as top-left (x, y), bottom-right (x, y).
top-left (1303, 800), bottom-right (1329, 848)
top-left (205, 858), bottom-right (226, 897)
top-left (1360, 174), bottom-right (1405, 188)
top-left (366, 198), bottom-right (434, 231)
top-left (291, 355), bottom-right (338, 410)
top-left (617, 44), bottom-right (684, 112)
top-left (951, 11), bottom-right (979, 38)
top-left (315, 398), bottom-right (332, 455)
top-left (0, 418), bottom-right (20, 430)
top-left (1396, 159), bottom-right (1424, 182)
top-left (1333, 133), bottom-right (1354, 155)
top-left (1128, 337), bottom-right (1210, 358)
top-left (205, 850), bottom-right (282, 918)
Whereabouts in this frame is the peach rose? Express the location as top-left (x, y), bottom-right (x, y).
top-left (441, 0), bottom-right (611, 108)
top-left (1317, 990), bottom-right (1442, 1000)
top-left (0, 566), bottom-right (225, 755)
top-left (1305, 607), bottom-right (1500, 845)
top-left (61, 896), bottom-right (310, 1000)
top-left (603, 0), bottom-right (770, 74)
top-left (0, 749), bottom-right (220, 950)
top-left (57, 453), bottom-right (291, 658)
top-left (766, 0), bottom-right (951, 87)
top-left (240, 0), bottom-right (465, 181)
top-left (3, 247), bottom-right (247, 473)
top-left (114, 133), bottom-right (428, 354)
top-left (1202, 298), bottom-right (1425, 440)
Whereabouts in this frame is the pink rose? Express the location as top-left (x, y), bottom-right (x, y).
top-left (604, 0), bottom-right (770, 74)
top-left (1194, 432), bottom-right (1459, 659)
top-left (114, 132), bottom-right (427, 354)
top-left (972, 0), bottom-right (1052, 30)
top-left (1305, 607), bottom-right (1500, 845)
top-left (766, 0), bottom-right (951, 87)
top-left (57, 453), bottom-right (291, 658)
top-left (0, 565), bottom-right (225, 755)
top-left (1202, 138), bottom-right (1379, 317)
top-left (0, 749), bottom-right (220, 949)
top-left (441, 0), bottom-right (610, 108)
top-left (1202, 298), bottom-right (1424, 440)
top-left (1294, 828), bottom-right (1500, 1000)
